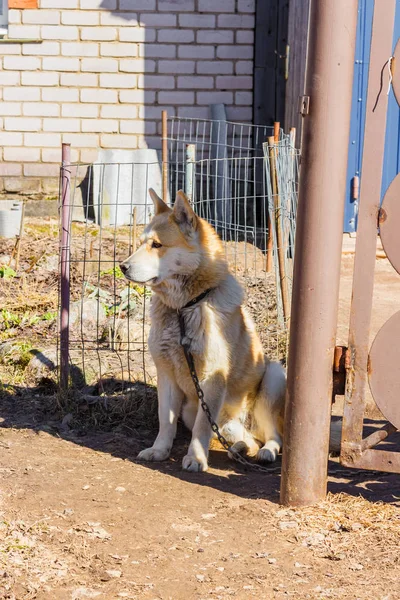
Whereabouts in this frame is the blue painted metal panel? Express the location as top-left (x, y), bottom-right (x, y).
top-left (344, 0), bottom-right (400, 232)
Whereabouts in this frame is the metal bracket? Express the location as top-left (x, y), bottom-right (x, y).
top-left (299, 95), bottom-right (310, 116)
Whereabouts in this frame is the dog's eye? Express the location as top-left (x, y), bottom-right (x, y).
top-left (151, 241), bottom-right (162, 249)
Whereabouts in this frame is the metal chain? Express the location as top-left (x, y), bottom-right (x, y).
top-left (178, 311), bottom-right (391, 480)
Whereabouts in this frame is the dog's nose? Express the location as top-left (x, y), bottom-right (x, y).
top-left (119, 262), bottom-right (128, 274)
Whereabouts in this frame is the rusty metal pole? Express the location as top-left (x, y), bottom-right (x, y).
top-left (280, 0), bottom-right (357, 506)
top-left (60, 143), bottom-right (71, 392)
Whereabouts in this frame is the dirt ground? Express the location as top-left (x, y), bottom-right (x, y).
top-left (1, 228), bottom-right (400, 599)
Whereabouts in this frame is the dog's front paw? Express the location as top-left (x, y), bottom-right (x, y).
top-left (228, 440), bottom-right (248, 460)
top-left (137, 447), bottom-right (170, 462)
top-left (182, 454), bottom-right (208, 472)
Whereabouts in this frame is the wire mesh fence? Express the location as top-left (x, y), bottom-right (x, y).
top-left (58, 116), bottom-right (299, 409)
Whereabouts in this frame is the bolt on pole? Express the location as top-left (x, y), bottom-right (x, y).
top-left (280, 0), bottom-right (358, 506)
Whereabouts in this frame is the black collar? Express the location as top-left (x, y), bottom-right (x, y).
top-left (180, 288), bottom-right (214, 311)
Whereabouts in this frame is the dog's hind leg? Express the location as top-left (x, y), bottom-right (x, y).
top-left (138, 369), bottom-right (184, 462)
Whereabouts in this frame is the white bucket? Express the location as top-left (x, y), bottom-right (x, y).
top-left (93, 149), bottom-right (167, 226)
top-left (0, 200), bottom-right (23, 238)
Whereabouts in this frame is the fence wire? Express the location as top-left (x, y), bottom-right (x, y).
top-left (58, 117), bottom-right (299, 401)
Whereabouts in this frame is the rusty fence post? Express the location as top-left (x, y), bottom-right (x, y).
top-left (60, 142), bottom-right (71, 392)
top-left (280, 0), bottom-right (358, 506)
top-left (161, 109), bottom-right (168, 202)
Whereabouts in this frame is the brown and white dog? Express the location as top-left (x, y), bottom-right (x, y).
top-left (120, 188), bottom-right (287, 472)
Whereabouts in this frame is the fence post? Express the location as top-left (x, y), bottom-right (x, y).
top-left (185, 143), bottom-right (196, 204)
top-left (280, 0), bottom-right (358, 506)
top-left (60, 142), bottom-right (71, 392)
top-left (161, 110), bottom-right (168, 202)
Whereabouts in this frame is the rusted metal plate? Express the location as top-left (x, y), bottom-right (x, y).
top-left (392, 39), bottom-right (400, 107)
top-left (380, 172), bottom-right (400, 275)
top-left (368, 311), bottom-right (400, 430)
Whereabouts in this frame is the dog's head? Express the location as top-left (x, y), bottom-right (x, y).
top-left (120, 189), bottom-right (201, 286)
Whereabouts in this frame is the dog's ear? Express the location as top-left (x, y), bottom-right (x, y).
top-left (173, 190), bottom-right (197, 235)
top-left (149, 188), bottom-right (170, 215)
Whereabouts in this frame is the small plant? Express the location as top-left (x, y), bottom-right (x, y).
top-left (0, 266), bottom-right (16, 279)
top-left (99, 265), bottom-right (124, 278)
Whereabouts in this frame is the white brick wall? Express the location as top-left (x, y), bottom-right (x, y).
top-left (0, 0), bottom-right (255, 198)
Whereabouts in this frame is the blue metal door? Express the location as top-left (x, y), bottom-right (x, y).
top-left (344, 0), bottom-right (400, 233)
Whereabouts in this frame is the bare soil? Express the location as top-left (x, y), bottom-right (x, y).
top-left (1, 223), bottom-right (400, 599)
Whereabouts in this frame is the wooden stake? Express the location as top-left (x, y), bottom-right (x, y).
top-left (161, 109), bottom-right (168, 202)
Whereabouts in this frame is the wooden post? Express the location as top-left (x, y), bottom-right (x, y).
top-left (161, 110), bottom-right (168, 202)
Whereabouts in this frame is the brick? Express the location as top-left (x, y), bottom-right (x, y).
top-left (158, 0), bottom-right (194, 10)
top-left (24, 164), bottom-right (60, 177)
top-left (0, 44), bottom-right (21, 55)
top-left (179, 14), bottom-right (215, 28)
top-left (158, 91), bottom-right (194, 105)
top-left (226, 106), bottom-right (252, 121)
top-left (178, 45), bottom-right (214, 59)
top-left (158, 29), bottom-right (194, 43)
top-left (119, 0), bottom-right (155, 7)
top-left (101, 104), bottom-right (138, 118)
top-left (61, 73), bottom-right (98, 87)
top-left (81, 27), bottom-right (117, 41)
top-left (178, 76), bottom-right (213, 89)
top-left (3, 55), bottom-right (40, 70)
top-left (138, 74), bottom-right (174, 89)
top-left (4, 147), bottom-right (40, 162)
top-left (0, 132), bottom-right (23, 146)
top-left (80, 148), bottom-right (99, 163)
top-left (197, 60), bottom-right (233, 74)
top-left (101, 134), bottom-right (137, 149)
top-left (42, 88), bottom-right (79, 102)
top-left (8, 24), bottom-right (40, 38)
top-left (119, 89), bottom-right (149, 103)
top-left (235, 91), bottom-right (253, 105)
top-left (62, 42), bottom-right (99, 57)
top-left (139, 13), bottom-right (176, 27)
top-left (119, 27), bottom-right (155, 42)
top-left (4, 178), bottom-right (41, 194)
top-left (4, 87), bottom-right (40, 101)
top-left (41, 0), bottom-right (78, 7)
top-left (100, 12), bottom-right (138, 26)
top-left (8, 9), bottom-right (21, 25)
top-left (236, 30), bottom-right (254, 44)
top-left (238, 0), bottom-right (256, 12)
top-left (81, 119), bottom-right (118, 133)
top-left (119, 59), bottom-right (155, 72)
top-left (100, 43), bottom-right (138, 57)
top-left (24, 133), bottom-right (61, 147)
top-left (197, 30), bottom-right (233, 44)
top-left (218, 14), bottom-right (255, 28)
top-left (22, 71), bottom-right (58, 87)
top-left (23, 102), bottom-right (60, 117)
top-left (217, 45), bottom-right (253, 59)
top-left (177, 106), bottom-right (209, 118)
top-left (62, 104), bottom-right (98, 118)
top-left (198, 0), bottom-right (235, 11)
top-left (43, 118), bottom-right (80, 132)
top-left (138, 105), bottom-right (172, 120)
top-left (159, 60), bottom-right (195, 74)
top-left (81, 88), bottom-right (117, 104)
top-left (62, 133), bottom-right (99, 147)
top-left (23, 42), bottom-right (59, 56)
top-left (139, 44), bottom-right (175, 58)
top-left (0, 103), bottom-right (21, 116)
top-left (22, 9), bottom-right (60, 24)
top-left (61, 10), bottom-right (99, 25)
top-left (42, 25), bottom-right (78, 40)
top-left (216, 75), bottom-right (252, 90)
top-left (5, 117), bottom-right (41, 132)
top-left (236, 60), bottom-right (253, 75)
top-left (81, 57), bottom-right (118, 72)
top-left (80, 0), bottom-right (116, 8)
top-left (196, 91), bottom-right (233, 105)
top-left (42, 57), bottom-right (80, 71)
top-left (42, 148), bottom-right (78, 163)
top-left (1, 73), bottom-right (21, 86)
top-left (0, 164), bottom-right (22, 176)
top-left (99, 73), bottom-right (137, 88)
top-left (120, 121), bottom-right (156, 135)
